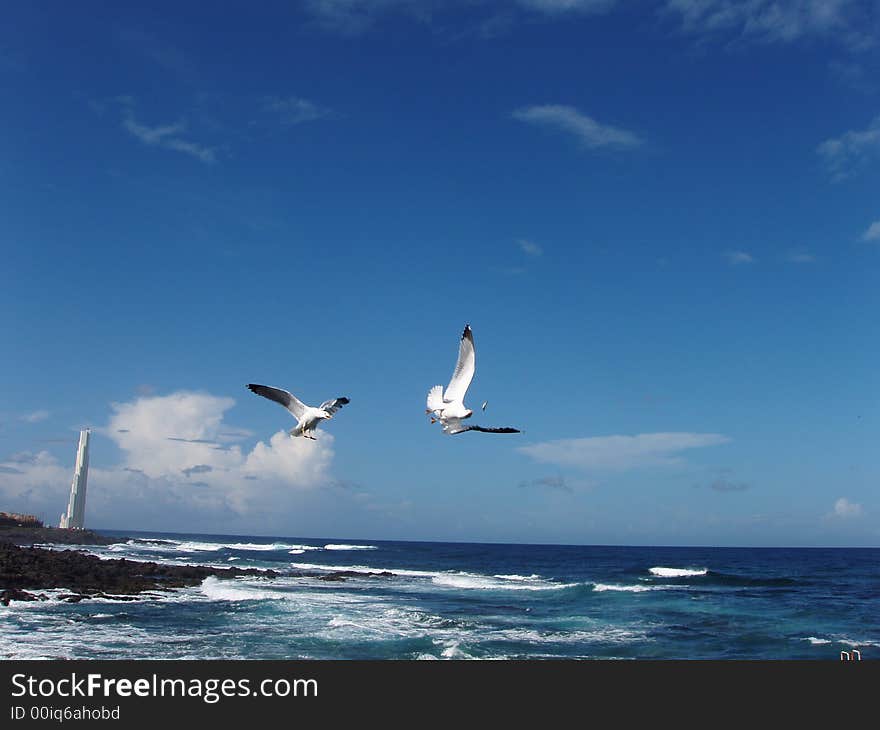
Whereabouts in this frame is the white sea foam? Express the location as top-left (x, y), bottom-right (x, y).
top-left (438, 640), bottom-right (476, 659)
top-left (290, 562), bottom-right (437, 578)
top-left (593, 583), bottom-right (654, 593)
top-left (431, 573), bottom-right (579, 592)
top-left (491, 626), bottom-right (650, 645)
top-left (592, 582), bottom-right (689, 593)
top-left (837, 637), bottom-right (880, 648)
top-left (323, 544), bottom-right (377, 551)
top-left (649, 567), bottom-right (708, 578)
top-left (200, 576), bottom-right (289, 602)
top-left (802, 637), bottom-right (831, 645)
top-left (290, 561), bottom-right (576, 591)
top-left (111, 539), bottom-right (320, 554)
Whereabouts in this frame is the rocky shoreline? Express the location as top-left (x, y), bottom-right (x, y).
top-left (0, 525), bottom-right (120, 546)
top-left (0, 531), bottom-right (395, 606)
top-left (0, 542), bottom-right (280, 606)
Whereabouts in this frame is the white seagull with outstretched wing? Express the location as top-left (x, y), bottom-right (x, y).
top-left (247, 384), bottom-right (349, 440)
top-left (426, 325), bottom-right (521, 436)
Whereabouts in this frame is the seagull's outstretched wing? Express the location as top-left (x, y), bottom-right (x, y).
top-left (443, 324), bottom-right (475, 404)
top-left (442, 418), bottom-right (520, 435)
top-left (247, 384), bottom-right (306, 419)
top-left (319, 397), bottom-right (350, 415)
top-left (426, 385), bottom-right (445, 413)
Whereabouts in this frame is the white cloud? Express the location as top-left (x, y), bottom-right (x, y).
top-left (519, 432), bottom-right (730, 471)
top-left (665, 0), bottom-right (874, 48)
top-left (516, 0), bottom-right (617, 13)
top-left (724, 250), bottom-right (755, 265)
top-left (861, 220), bottom-right (880, 242)
top-left (106, 392), bottom-right (243, 478)
top-left (832, 497), bottom-right (863, 519)
top-left (0, 391), bottom-right (335, 530)
top-left (303, 0), bottom-right (430, 34)
top-left (20, 410), bottom-right (49, 423)
top-left (122, 112), bottom-right (216, 163)
top-left (817, 115), bottom-right (880, 181)
top-left (517, 239), bottom-right (543, 256)
top-left (512, 105), bottom-right (643, 150)
top-left (302, 0), bottom-right (617, 33)
top-left (263, 96), bottom-right (332, 125)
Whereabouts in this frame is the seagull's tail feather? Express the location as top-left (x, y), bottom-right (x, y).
top-left (426, 385), bottom-right (444, 414)
top-left (450, 425), bottom-right (522, 435)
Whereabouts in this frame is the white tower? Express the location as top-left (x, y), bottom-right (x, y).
top-left (59, 429), bottom-right (90, 529)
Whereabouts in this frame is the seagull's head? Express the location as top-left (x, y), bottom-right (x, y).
top-left (319, 409), bottom-right (332, 420)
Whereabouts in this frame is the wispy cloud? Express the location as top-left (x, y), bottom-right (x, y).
top-left (519, 432), bottom-right (730, 471)
top-left (20, 410), bottom-right (49, 423)
top-left (517, 0), bottom-right (617, 13)
top-left (831, 497), bottom-right (863, 519)
top-left (785, 249), bottom-right (816, 263)
top-left (704, 477), bottom-right (751, 492)
top-left (665, 0), bottom-right (875, 49)
top-left (115, 28), bottom-right (200, 85)
top-left (829, 60), bottom-right (877, 94)
top-left (517, 239), bottom-right (543, 257)
top-left (724, 250), bottom-right (755, 265)
top-left (518, 475), bottom-right (572, 493)
top-left (262, 96), bottom-right (333, 125)
top-left (121, 104), bottom-right (217, 163)
top-left (303, 0), bottom-right (618, 34)
top-left (861, 220), bottom-right (880, 242)
top-left (303, 0), bottom-right (433, 34)
top-left (513, 105), bottom-right (643, 150)
top-left (817, 115), bottom-right (880, 181)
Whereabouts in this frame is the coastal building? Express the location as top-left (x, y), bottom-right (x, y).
top-left (59, 429), bottom-right (90, 529)
top-left (0, 512), bottom-right (43, 528)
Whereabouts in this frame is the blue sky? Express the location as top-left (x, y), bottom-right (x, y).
top-left (1, 0), bottom-right (877, 546)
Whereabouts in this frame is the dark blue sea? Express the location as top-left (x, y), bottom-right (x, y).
top-left (2, 532), bottom-right (878, 660)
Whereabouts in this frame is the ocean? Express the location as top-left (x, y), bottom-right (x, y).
top-left (2, 532), bottom-right (878, 660)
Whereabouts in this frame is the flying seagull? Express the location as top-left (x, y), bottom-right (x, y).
top-left (247, 384), bottom-right (349, 440)
top-left (426, 325), bottom-right (521, 436)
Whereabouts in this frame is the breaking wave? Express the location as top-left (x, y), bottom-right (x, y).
top-left (649, 566), bottom-right (708, 578)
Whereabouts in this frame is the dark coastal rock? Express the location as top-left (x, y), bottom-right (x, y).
top-left (303, 569), bottom-right (396, 581)
top-left (0, 538), bottom-right (397, 606)
top-left (0, 525), bottom-right (122, 547)
top-left (0, 542), bottom-right (279, 605)
top-left (0, 588), bottom-right (43, 606)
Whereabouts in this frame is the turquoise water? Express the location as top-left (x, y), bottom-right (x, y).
top-left (2, 532), bottom-right (877, 659)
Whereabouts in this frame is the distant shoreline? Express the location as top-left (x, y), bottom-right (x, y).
top-left (0, 524), bottom-right (123, 547)
top-left (0, 541), bottom-right (280, 606)
top-left (0, 529), bottom-right (395, 606)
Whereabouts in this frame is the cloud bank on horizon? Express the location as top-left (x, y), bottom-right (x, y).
top-left (0, 392), bottom-right (335, 531)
